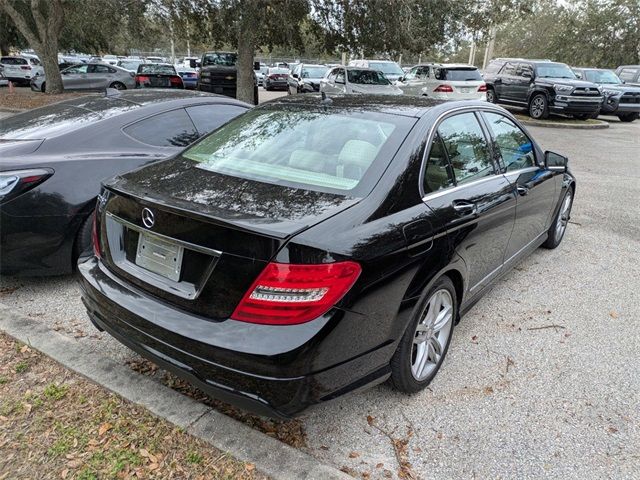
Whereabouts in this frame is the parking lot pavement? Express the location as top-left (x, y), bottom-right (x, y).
top-left (1, 117), bottom-right (638, 479)
top-left (259, 87), bottom-right (288, 103)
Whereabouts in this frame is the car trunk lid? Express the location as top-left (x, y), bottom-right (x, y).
top-left (98, 157), bottom-right (360, 319)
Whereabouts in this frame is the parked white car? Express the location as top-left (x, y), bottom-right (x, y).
top-left (320, 66), bottom-right (403, 95)
top-left (396, 63), bottom-right (487, 100)
top-left (0, 55), bottom-right (44, 85)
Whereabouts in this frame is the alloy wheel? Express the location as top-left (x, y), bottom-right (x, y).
top-left (555, 191), bottom-right (572, 240)
top-left (411, 289), bottom-right (454, 381)
top-left (486, 89), bottom-right (495, 103)
top-left (530, 96), bottom-right (545, 119)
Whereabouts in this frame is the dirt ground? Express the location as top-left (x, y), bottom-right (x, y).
top-left (0, 333), bottom-right (266, 480)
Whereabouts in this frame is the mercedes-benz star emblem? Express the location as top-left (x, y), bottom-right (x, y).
top-left (141, 208), bottom-right (155, 228)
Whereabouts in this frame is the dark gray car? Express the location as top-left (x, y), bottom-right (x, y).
top-left (573, 68), bottom-right (640, 122)
top-left (30, 63), bottom-right (136, 92)
top-left (287, 64), bottom-right (329, 94)
top-left (0, 90), bottom-right (250, 276)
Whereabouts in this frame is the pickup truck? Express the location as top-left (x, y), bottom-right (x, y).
top-left (195, 51), bottom-right (258, 105)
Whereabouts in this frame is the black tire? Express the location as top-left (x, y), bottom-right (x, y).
top-left (542, 187), bottom-right (573, 249)
top-left (390, 276), bottom-right (457, 393)
top-left (485, 87), bottom-right (496, 104)
top-left (40, 82), bottom-right (46, 93)
top-left (618, 113), bottom-right (638, 123)
top-left (253, 85), bottom-right (259, 105)
top-left (73, 213), bottom-right (94, 264)
top-left (109, 81), bottom-right (126, 90)
top-left (529, 93), bottom-right (549, 120)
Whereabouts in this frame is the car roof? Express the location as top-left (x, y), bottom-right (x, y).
top-left (267, 93), bottom-right (445, 118)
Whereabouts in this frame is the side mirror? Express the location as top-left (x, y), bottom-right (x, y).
top-left (189, 59), bottom-right (197, 69)
top-left (254, 61), bottom-right (261, 70)
top-left (545, 151), bottom-right (568, 172)
top-left (292, 73), bottom-right (299, 79)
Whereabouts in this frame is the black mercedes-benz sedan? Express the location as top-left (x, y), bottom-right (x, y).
top-left (0, 90), bottom-right (249, 276)
top-left (78, 95), bottom-right (576, 418)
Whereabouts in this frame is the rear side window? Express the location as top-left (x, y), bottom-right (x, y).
top-left (89, 64), bottom-right (113, 73)
top-left (64, 64), bottom-right (88, 74)
top-left (437, 113), bottom-right (494, 185)
top-left (483, 112), bottom-right (536, 171)
top-left (501, 62), bottom-right (517, 76)
top-left (185, 104), bottom-right (247, 136)
top-left (484, 61), bottom-right (504, 74)
top-left (124, 109), bottom-right (199, 147)
top-left (423, 134), bottom-right (454, 194)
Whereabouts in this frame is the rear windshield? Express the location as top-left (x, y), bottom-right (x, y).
top-left (138, 64), bottom-right (176, 75)
top-left (118, 60), bottom-right (143, 70)
top-left (435, 67), bottom-right (482, 81)
top-left (183, 106), bottom-right (415, 195)
top-left (301, 66), bottom-right (328, 78)
top-left (347, 69), bottom-right (390, 85)
top-left (202, 53), bottom-right (237, 67)
top-left (0, 105), bottom-right (100, 140)
top-left (1, 57), bottom-right (28, 65)
top-left (369, 62), bottom-right (403, 76)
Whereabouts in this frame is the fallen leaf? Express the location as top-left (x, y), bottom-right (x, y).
top-left (376, 463), bottom-right (384, 469)
top-left (609, 310), bottom-right (619, 319)
top-left (139, 448), bottom-right (150, 458)
top-left (60, 469), bottom-right (69, 479)
top-left (366, 415), bottom-right (375, 426)
top-left (245, 463), bottom-right (255, 471)
top-left (349, 451), bottom-right (360, 458)
top-left (20, 345), bottom-right (30, 353)
top-left (483, 386), bottom-right (494, 395)
top-left (320, 445), bottom-right (329, 450)
top-left (608, 426), bottom-right (618, 434)
top-left (98, 422), bottom-right (112, 436)
top-left (471, 335), bottom-right (478, 342)
top-left (148, 463), bottom-right (159, 471)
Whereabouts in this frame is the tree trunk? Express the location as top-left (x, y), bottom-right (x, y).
top-left (236, 15), bottom-right (256, 105)
top-left (35, 41), bottom-right (63, 94)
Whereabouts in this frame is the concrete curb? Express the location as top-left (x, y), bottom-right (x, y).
top-left (0, 107), bottom-right (26, 113)
top-left (0, 304), bottom-right (351, 480)
top-left (517, 117), bottom-right (609, 129)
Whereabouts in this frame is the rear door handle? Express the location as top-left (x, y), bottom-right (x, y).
top-left (516, 185), bottom-right (529, 196)
top-left (452, 200), bottom-right (477, 215)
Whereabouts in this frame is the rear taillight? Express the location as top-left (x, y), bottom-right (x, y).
top-left (20, 65), bottom-right (31, 70)
top-left (477, 83), bottom-right (487, 92)
top-left (135, 75), bottom-right (149, 83)
top-left (91, 210), bottom-right (101, 259)
top-left (170, 76), bottom-right (183, 87)
top-left (434, 84), bottom-right (454, 93)
top-left (231, 261), bottom-right (362, 325)
top-left (0, 168), bottom-right (53, 205)
top-left (268, 74), bottom-right (276, 80)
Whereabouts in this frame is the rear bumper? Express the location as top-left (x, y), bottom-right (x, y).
top-left (77, 256), bottom-right (393, 418)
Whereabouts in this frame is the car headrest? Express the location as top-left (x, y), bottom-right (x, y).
top-left (288, 150), bottom-right (326, 172)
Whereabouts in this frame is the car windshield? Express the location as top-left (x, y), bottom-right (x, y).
top-left (202, 53), bottom-right (237, 67)
top-left (138, 64), bottom-right (176, 75)
top-left (347, 69), bottom-right (390, 85)
top-left (536, 63), bottom-right (576, 79)
top-left (269, 68), bottom-right (289, 75)
top-left (585, 70), bottom-right (621, 84)
top-left (435, 67), bottom-right (482, 81)
top-left (369, 62), bottom-right (403, 76)
top-left (183, 107), bottom-right (414, 195)
top-left (301, 66), bottom-right (328, 78)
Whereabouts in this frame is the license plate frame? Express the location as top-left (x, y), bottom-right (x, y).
top-left (135, 231), bottom-right (184, 282)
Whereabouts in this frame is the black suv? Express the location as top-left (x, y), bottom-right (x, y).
top-left (196, 51), bottom-right (258, 105)
top-left (484, 59), bottom-right (603, 120)
top-left (573, 68), bottom-right (640, 123)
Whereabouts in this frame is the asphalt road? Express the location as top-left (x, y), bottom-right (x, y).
top-left (1, 105), bottom-right (638, 479)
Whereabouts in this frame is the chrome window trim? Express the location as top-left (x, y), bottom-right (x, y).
top-left (418, 104), bottom-right (516, 200)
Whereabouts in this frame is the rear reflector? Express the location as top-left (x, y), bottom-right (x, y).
top-left (434, 84), bottom-right (454, 93)
top-left (478, 83), bottom-right (487, 92)
top-left (231, 261), bottom-right (362, 325)
top-left (92, 210), bottom-right (101, 259)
